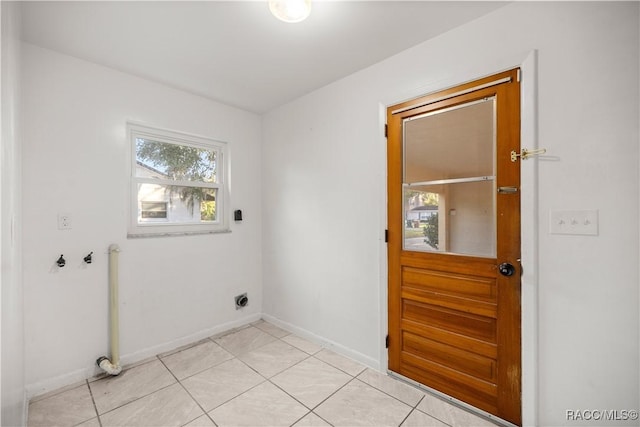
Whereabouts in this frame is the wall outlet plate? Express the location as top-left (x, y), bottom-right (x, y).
top-left (58, 213), bottom-right (72, 230)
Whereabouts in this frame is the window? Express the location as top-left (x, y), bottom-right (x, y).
top-left (128, 123), bottom-right (229, 237)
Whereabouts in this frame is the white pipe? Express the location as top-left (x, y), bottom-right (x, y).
top-left (96, 244), bottom-right (122, 375)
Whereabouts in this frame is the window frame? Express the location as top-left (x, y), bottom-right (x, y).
top-left (127, 122), bottom-right (230, 237)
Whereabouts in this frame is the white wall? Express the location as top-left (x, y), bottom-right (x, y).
top-left (1, 1), bottom-right (25, 425)
top-left (262, 2), bottom-right (639, 426)
top-left (21, 43), bottom-right (263, 395)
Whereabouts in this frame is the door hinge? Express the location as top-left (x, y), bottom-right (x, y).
top-left (384, 229), bottom-right (388, 243)
top-left (384, 124), bottom-right (388, 138)
top-left (385, 335), bottom-right (390, 348)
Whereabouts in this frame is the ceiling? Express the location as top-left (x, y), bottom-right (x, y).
top-left (20, 1), bottom-right (507, 113)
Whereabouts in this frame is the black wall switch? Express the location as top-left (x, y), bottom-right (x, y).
top-left (234, 210), bottom-right (243, 221)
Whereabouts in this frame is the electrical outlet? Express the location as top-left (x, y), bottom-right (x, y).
top-left (58, 213), bottom-right (72, 230)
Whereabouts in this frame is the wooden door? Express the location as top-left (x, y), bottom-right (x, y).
top-left (387, 69), bottom-right (521, 425)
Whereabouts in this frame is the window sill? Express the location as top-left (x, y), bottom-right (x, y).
top-left (127, 228), bottom-right (231, 239)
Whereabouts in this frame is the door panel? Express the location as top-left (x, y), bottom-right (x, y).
top-left (403, 300), bottom-right (497, 343)
top-left (387, 69), bottom-right (521, 425)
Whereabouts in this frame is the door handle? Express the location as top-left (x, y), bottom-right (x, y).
top-left (498, 262), bottom-right (515, 277)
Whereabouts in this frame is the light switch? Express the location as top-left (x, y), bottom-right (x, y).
top-left (549, 210), bottom-right (598, 236)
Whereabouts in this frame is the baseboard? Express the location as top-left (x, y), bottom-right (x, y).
top-left (25, 312), bottom-right (261, 400)
top-left (25, 312), bottom-right (380, 400)
top-left (26, 367), bottom-right (94, 401)
top-left (23, 388), bottom-right (29, 425)
top-left (118, 313), bottom-right (262, 366)
top-left (261, 313), bottom-right (380, 371)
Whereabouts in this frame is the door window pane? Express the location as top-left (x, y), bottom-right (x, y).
top-left (403, 190), bottom-right (440, 251)
top-left (402, 181), bottom-right (495, 257)
top-left (402, 98), bottom-right (496, 258)
top-left (404, 99), bottom-right (495, 183)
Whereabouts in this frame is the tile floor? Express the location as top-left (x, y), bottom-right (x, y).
top-left (27, 321), bottom-right (500, 427)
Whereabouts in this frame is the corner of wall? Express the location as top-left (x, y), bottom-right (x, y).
top-left (519, 49), bottom-right (539, 427)
top-left (1, 1), bottom-right (26, 426)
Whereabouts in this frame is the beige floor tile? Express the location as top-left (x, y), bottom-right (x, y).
top-left (253, 320), bottom-right (290, 338)
top-left (27, 384), bottom-right (96, 427)
top-left (314, 379), bottom-right (412, 426)
top-left (90, 359), bottom-right (176, 414)
top-left (271, 357), bottom-right (351, 408)
top-left (181, 358), bottom-right (264, 411)
top-left (213, 326), bottom-right (277, 355)
top-left (208, 381), bottom-right (308, 427)
top-left (415, 394), bottom-right (454, 424)
top-left (357, 369), bottom-right (424, 406)
top-left (209, 323), bottom-right (253, 340)
top-left (26, 327), bottom-right (502, 427)
top-left (100, 383), bottom-right (202, 427)
top-left (158, 338), bottom-right (211, 358)
top-left (292, 412), bottom-right (331, 426)
top-left (450, 410), bottom-right (500, 427)
top-left (238, 339), bottom-right (309, 378)
top-left (183, 414), bottom-right (216, 427)
top-left (314, 349), bottom-right (366, 376)
top-left (28, 379), bottom-right (88, 403)
top-left (401, 409), bottom-right (450, 427)
top-left (161, 340), bottom-right (233, 379)
top-left (416, 394), bottom-right (499, 427)
top-left (76, 418), bottom-right (101, 427)
top-left (281, 334), bottom-right (322, 355)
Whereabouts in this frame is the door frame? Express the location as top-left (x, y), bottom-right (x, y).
top-left (377, 51), bottom-right (539, 425)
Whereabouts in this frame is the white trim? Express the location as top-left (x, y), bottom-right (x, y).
top-left (25, 313), bottom-right (261, 400)
top-left (378, 103), bottom-right (390, 375)
top-left (261, 314), bottom-right (380, 370)
top-left (116, 313), bottom-right (261, 367)
top-left (126, 228), bottom-right (232, 239)
top-left (519, 50), bottom-right (539, 427)
top-left (128, 121), bottom-right (224, 152)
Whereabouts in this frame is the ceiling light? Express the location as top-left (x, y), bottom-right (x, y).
top-left (269, 0), bottom-right (311, 23)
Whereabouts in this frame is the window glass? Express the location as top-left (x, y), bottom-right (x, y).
top-left (128, 123), bottom-right (228, 237)
top-left (135, 138), bottom-right (217, 183)
top-left (402, 98), bottom-right (496, 257)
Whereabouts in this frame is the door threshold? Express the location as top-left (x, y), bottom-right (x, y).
top-left (387, 371), bottom-right (519, 427)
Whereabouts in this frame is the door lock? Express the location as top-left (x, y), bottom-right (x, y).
top-left (498, 262), bottom-right (515, 277)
